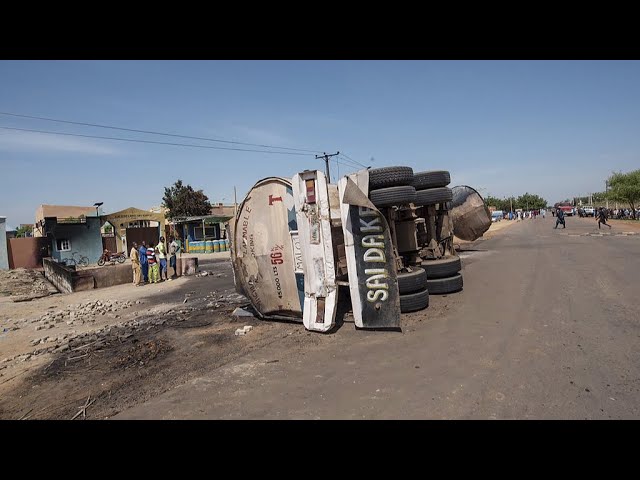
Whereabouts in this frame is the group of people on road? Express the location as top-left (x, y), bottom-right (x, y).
top-left (129, 236), bottom-right (182, 286)
top-left (554, 206), bottom-right (612, 230)
top-left (511, 209), bottom-right (545, 221)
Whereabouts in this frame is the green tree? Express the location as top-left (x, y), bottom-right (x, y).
top-left (484, 195), bottom-right (503, 210)
top-left (607, 170), bottom-right (640, 212)
top-left (162, 180), bottom-right (213, 220)
top-left (15, 225), bottom-right (32, 237)
top-left (515, 192), bottom-right (547, 210)
top-left (591, 191), bottom-right (608, 203)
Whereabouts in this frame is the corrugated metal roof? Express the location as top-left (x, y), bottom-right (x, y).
top-left (171, 215), bottom-right (232, 224)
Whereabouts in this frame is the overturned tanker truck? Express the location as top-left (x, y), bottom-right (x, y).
top-left (229, 166), bottom-right (491, 333)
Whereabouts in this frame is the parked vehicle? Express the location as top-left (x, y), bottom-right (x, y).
top-left (491, 210), bottom-right (503, 222)
top-left (582, 206), bottom-right (595, 217)
top-left (555, 203), bottom-right (574, 216)
top-left (97, 249), bottom-right (126, 266)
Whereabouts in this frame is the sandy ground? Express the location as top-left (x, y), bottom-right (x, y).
top-left (454, 218), bottom-right (517, 245)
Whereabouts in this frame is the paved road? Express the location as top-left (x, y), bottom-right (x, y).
top-left (117, 216), bottom-right (640, 419)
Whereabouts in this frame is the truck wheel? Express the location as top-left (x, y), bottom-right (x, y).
top-left (400, 289), bottom-right (429, 313)
top-left (370, 185), bottom-right (416, 208)
top-left (398, 267), bottom-right (427, 294)
top-left (414, 187), bottom-right (453, 206)
top-left (421, 257), bottom-right (461, 279)
top-left (368, 166), bottom-right (414, 190)
top-left (413, 170), bottom-right (451, 190)
top-left (426, 274), bottom-right (463, 294)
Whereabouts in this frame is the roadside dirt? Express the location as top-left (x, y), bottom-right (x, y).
top-left (0, 259), bottom-right (265, 419)
top-left (0, 268), bottom-right (58, 302)
top-left (454, 218), bottom-right (517, 245)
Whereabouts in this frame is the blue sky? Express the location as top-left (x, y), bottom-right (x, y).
top-left (1, 60), bottom-right (639, 226)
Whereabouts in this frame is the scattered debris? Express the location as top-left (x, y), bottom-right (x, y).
top-left (71, 396), bottom-right (96, 420)
top-left (235, 325), bottom-right (254, 336)
top-left (0, 268), bottom-right (58, 300)
top-left (232, 307), bottom-right (255, 318)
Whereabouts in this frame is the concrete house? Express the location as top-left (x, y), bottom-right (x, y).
top-left (34, 205), bottom-right (104, 265)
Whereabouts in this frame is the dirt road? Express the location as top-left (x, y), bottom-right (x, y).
top-left (115, 216), bottom-right (640, 419)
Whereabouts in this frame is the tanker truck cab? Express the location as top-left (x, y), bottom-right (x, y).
top-left (292, 169), bottom-right (401, 331)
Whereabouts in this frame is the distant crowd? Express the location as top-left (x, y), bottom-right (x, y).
top-left (129, 236), bottom-right (182, 286)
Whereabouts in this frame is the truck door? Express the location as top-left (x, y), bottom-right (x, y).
top-left (338, 170), bottom-right (401, 329)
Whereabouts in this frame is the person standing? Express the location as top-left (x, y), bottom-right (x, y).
top-left (597, 207), bottom-right (612, 229)
top-left (169, 236), bottom-right (181, 279)
top-left (157, 236), bottom-right (168, 281)
top-left (147, 241), bottom-right (159, 284)
top-left (130, 242), bottom-right (142, 286)
top-left (554, 207), bottom-right (565, 229)
top-left (139, 240), bottom-right (148, 284)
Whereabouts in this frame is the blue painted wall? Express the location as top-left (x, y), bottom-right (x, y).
top-left (51, 217), bottom-right (103, 265)
top-left (0, 217), bottom-right (8, 269)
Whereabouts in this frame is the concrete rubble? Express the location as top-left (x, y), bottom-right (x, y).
top-left (234, 325), bottom-right (254, 336)
top-left (0, 287), bottom-right (253, 372)
top-left (0, 268), bottom-right (58, 301)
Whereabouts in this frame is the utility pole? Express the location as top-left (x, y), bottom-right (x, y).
top-left (315, 151), bottom-right (339, 181)
top-left (234, 186), bottom-right (237, 218)
top-left (605, 180), bottom-right (609, 209)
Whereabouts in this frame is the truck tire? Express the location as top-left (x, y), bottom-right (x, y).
top-left (414, 187), bottom-right (453, 206)
top-left (400, 289), bottom-right (429, 313)
top-left (368, 166), bottom-right (414, 190)
top-left (413, 170), bottom-right (451, 190)
top-left (398, 267), bottom-right (427, 294)
top-left (421, 257), bottom-right (461, 279)
top-left (370, 185), bottom-right (416, 208)
top-left (426, 274), bottom-right (463, 294)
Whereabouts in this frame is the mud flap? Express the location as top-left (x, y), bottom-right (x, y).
top-left (338, 171), bottom-right (401, 329)
top-left (292, 171), bottom-right (338, 332)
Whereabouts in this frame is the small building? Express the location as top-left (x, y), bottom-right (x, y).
top-left (0, 216), bottom-right (8, 270)
top-left (34, 204), bottom-right (104, 265)
top-left (171, 213), bottom-right (233, 253)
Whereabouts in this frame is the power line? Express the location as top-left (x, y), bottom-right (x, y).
top-left (333, 156), bottom-right (361, 170)
top-left (0, 126), bottom-right (312, 156)
top-left (337, 155), bottom-right (365, 170)
top-left (0, 111), bottom-right (323, 154)
top-left (339, 152), bottom-right (367, 168)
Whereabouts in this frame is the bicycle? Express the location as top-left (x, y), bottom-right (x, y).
top-left (66, 251), bottom-right (90, 267)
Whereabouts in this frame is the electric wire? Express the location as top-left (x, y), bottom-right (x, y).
top-left (0, 111), bottom-right (324, 154)
top-left (0, 126), bottom-right (312, 156)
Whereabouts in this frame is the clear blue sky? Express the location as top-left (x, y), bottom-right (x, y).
top-left (2, 60), bottom-right (640, 226)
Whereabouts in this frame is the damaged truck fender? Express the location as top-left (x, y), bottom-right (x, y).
top-left (338, 170), bottom-right (401, 329)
